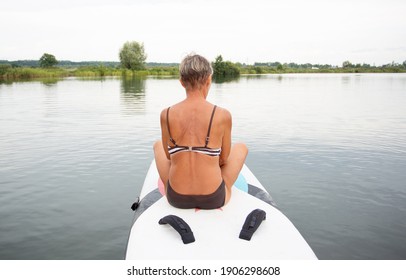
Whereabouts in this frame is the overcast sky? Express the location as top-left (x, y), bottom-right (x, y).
top-left (1, 0), bottom-right (405, 65)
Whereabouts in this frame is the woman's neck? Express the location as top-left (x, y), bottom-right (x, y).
top-left (185, 88), bottom-right (208, 100)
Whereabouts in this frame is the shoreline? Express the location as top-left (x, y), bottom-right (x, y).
top-left (1, 65), bottom-right (405, 82)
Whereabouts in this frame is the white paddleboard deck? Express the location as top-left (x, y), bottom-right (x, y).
top-left (126, 160), bottom-right (317, 260)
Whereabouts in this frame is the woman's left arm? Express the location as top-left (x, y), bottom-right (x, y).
top-left (219, 109), bottom-right (232, 167)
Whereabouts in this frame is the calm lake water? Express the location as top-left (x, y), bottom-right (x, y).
top-left (0, 74), bottom-right (405, 260)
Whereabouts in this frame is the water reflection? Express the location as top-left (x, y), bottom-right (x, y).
top-left (341, 75), bottom-right (351, 84)
top-left (0, 79), bottom-right (14, 86)
top-left (212, 75), bottom-right (240, 84)
top-left (120, 76), bottom-right (147, 114)
top-left (40, 78), bottom-right (60, 87)
top-left (149, 76), bottom-right (178, 80)
top-left (244, 74), bottom-right (273, 80)
top-left (121, 75), bottom-right (146, 94)
top-left (0, 77), bottom-right (62, 87)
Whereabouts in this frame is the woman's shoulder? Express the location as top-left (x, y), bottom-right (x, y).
top-left (160, 107), bottom-right (169, 120)
top-left (215, 105), bottom-right (231, 117)
top-left (160, 102), bottom-right (184, 121)
top-left (214, 105), bottom-right (232, 124)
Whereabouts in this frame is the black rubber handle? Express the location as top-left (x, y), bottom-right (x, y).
top-left (239, 209), bottom-right (266, 241)
top-left (159, 215), bottom-right (195, 244)
top-left (130, 197), bottom-right (140, 211)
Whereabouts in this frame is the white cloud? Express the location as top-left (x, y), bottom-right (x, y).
top-left (1, 0), bottom-right (405, 65)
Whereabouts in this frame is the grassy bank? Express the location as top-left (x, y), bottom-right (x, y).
top-left (0, 65), bottom-right (180, 80)
top-left (239, 65), bottom-right (406, 74)
top-left (0, 65), bottom-right (69, 79)
top-left (1, 64), bottom-right (405, 81)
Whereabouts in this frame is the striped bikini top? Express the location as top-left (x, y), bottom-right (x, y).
top-left (167, 105), bottom-right (221, 157)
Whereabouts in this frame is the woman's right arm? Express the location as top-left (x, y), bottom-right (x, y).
top-left (160, 109), bottom-right (171, 160)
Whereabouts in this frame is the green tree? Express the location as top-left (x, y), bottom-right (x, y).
top-left (342, 61), bottom-right (353, 68)
top-left (212, 55), bottom-right (240, 78)
top-left (119, 41), bottom-right (147, 70)
top-left (39, 53), bottom-right (58, 68)
top-left (213, 55), bottom-right (226, 76)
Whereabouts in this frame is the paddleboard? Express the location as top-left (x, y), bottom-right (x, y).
top-left (125, 160), bottom-right (317, 259)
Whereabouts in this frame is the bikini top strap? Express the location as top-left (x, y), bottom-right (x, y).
top-left (205, 105), bottom-right (217, 147)
top-left (166, 107), bottom-right (177, 146)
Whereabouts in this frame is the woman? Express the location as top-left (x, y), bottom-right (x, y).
top-left (153, 54), bottom-right (248, 209)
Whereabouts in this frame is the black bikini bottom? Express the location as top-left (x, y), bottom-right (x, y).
top-left (166, 180), bottom-right (226, 209)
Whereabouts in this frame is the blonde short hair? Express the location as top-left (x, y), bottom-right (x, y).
top-left (179, 54), bottom-right (213, 88)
